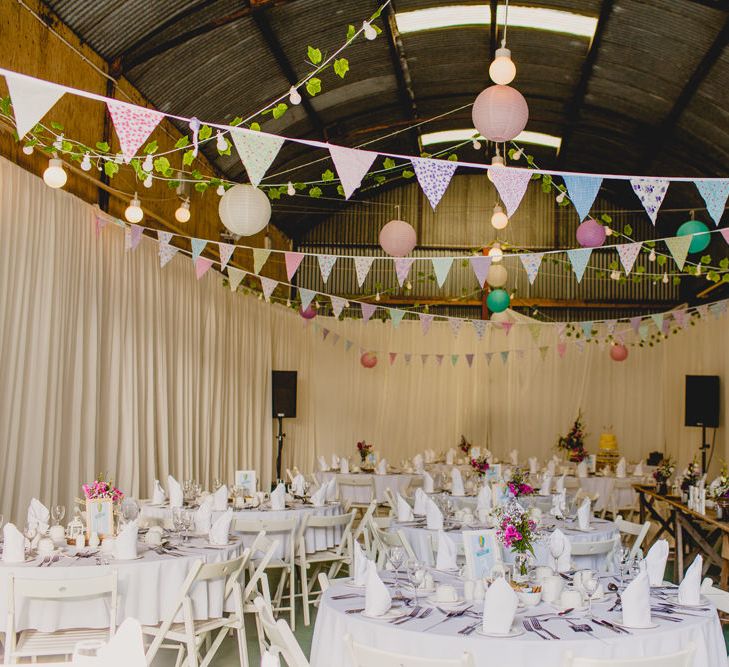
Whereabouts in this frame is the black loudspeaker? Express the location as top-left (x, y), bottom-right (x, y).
top-left (685, 375), bottom-right (720, 428)
top-left (272, 371), bottom-right (297, 418)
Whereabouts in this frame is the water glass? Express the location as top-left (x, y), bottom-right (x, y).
top-left (405, 559), bottom-right (424, 603)
top-left (172, 507), bottom-right (185, 542)
top-left (51, 505), bottom-right (65, 526)
top-left (582, 570), bottom-right (599, 612)
top-left (183, 509), bottom-right (195, 542)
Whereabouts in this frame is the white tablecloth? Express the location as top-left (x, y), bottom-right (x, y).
top-left (396, 519), bottom-right (619, 571)
top-left (568, 476), bottom-right (644, 512)
top-left (0, 538), bottom-right (243, 633)
top-left (311, 580), bottom-right (726, 667)
top-left (141, 502), bottom-right (343, 558)
top-left (315, 472), bottom-right (422, 503)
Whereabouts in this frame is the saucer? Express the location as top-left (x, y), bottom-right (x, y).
top-left (427, 595), bottom-right (464, 607)
top-left (617, 621), bottom-right (659, 630)
top-left (343, 579), bottom-right (367, 589)
top-left (113, 554), bottom-right (143, 560)
top-left (665, 595), bottom-right (708, 607)
top-left (475, 626), bottom-right (524, 638)
top-left (204, 540), bottom-right (237, 549)
top-left (361, 608), bottom-right (405, 620)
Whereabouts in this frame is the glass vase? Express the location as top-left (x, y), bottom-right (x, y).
top-left (513, 553), bottom-right (530, 583)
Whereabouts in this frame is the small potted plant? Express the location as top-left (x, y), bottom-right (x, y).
top-left (652, 457), bottom-right (675, 496)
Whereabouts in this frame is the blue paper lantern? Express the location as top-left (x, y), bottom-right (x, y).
top-left (487, 288), bottom-right (510, 313)
top-left (677, 219), bottom-right (710, 254)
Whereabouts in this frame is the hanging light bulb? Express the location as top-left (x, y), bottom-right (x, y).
top-left (264, 233), bottom-right (272, 250)
top-left (472, 139), bottom-right (481, 150)
top-left (22, 144), bottom-right (34, 155)
top-left (142, 154), bottom-right (154, 172)
top-left (610, 270), bottom-right (621, 281)
top-left (53, 134), bottom-right (63, 151)
top-left (489, 46), bottom-right (516, 85)
top-left (80, 153), bottom-right (92, 172)
top-left (174, 198), bottom-right (191, 223)
top-left (662, 272), bottom-right (669, 284)
top-left (216, 184), bottom-right (226, 196)
top-left (362, 21), bottom-right (377, 40)
top-left (648, 249), bottom-right (656, 262)
top-left (286, 299), bottom-right (291, 308)
top-left (43, 158), bottom-right (67, 189)
top-left (216, 131), bottom-right (227, 152)
top-left (490, 203), bottom-right (509, 230)
top-left (124, 193), bottom-right (144, 223)
top-left (406, 280), bottom-right (412, 291)
top-left (556, 191), bottom-right (566, 204)
top-left (488, 243), bottom-right (503, 263)
top-left (287, 181), bottom-right (296, 196)
top-left (513, 148), bottom-right (523, 160)
top-left (487, 152), bottom-right (504, 184)
top-left (143, 173), bottom-right (153, 188)
top-left (696, 264), bottom-right (702, 277)
top-left (605, 226), bottom-right (613, 236)
top-left (375, 292), bottom-right (381, 302)
top-left (289, 86), bottom-right (302, 105)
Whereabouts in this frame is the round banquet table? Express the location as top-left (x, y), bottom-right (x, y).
top-left (315, 471), bottom-right (422, 503)
top-left (395, 518), bottom-right (620, 571)
top-left (141, 501), bottom-right (343, 559)
top-left (568, 476), bottom-right (644, 513)
top-left (311, 579), bottom-right (726, 667)
top-left (0, 537), bottom-right (243, 633)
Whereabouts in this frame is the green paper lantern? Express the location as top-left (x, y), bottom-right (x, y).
top-left (677, 219), bottom-right (710, 254)
top-left (487, 288), bottom-right (510, 313)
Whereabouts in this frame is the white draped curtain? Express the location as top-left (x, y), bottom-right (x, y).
top-left (1, 157), bottom-right (727, 523)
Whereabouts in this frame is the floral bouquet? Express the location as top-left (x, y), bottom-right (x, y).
top-left (470, 456), bottom-right (490, 477)
top-left (82, 474), bottom-right (124, 502)
top-left (557, 411), bottom-right (587, 463)
top-left (507, 468), bottom-right (535, 498)
top-left (708, 464), bottom-right (729, 500)
top-left (679, 459), bottom-right (701, 493)
top-left (356, 440), bottom-right (373, 463)
top-left (458, 435), bottom-right (471, 455)
top-left (653, 456), bottom-right (675, 484)
top-left (493, 502), bottom-right (538, 578)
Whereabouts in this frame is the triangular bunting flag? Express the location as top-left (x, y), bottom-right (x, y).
top-left (432, 354), bottom-right (443, 366)
top-left (651, 313), bottom-right (664, 330)
top-left (639, 324), bottom-right (649, 341)
top-left (606, 319), bottom-right (617, 336)
top-left (519, 253), bottom-right (544, 285)
top-left (695, 180), bottom-right (729, 226)
top-left (389, 352), bottom-right (398, 366)
top-left (697, 304), bottom-right (709, 319)
top-left (284, 252), bottom-right (305, 281)
top-left (664, 235), bottom-right (692, 271)
top-left (472, 319), bottom-right (487, 340)
top-left (581, 321), bottom-right (594, 340)
top-left (393, 257), bottom-right (415, 287)
top-left (195, 257), bottom-right (214, 280)
top-left (721, 229), bottom-right (729, 245)
top-left (500, 351), bottom-right (509, 365)
top-left (219, 243), bottom-right (235, 270)
top-left (470, 256), bottom-right (492, 288)
top-left (630, 316), bottom-right (641, 333)
top-left (95, 216), bottom-right (109, 236)
top-left (411, 157), bottom-right (458, 209)
top-left (555, 322), bottom-right (566, 338)
top-left (330, 295), bottom-right (347, 319)
top-left (431, 257), bottom-right (453, 287)
top-left (710, 302), bottom-right (728, 318)
top-left (361, 302), bottom-right (377, 322)
top-left (345, 339), bottom-right (354, 351)
top-left (322, 328), bottom-right (330, 341)
top-left (516, 349), bottom-right (525, 360)
top-left (616, 242), bottom-right (642, 275)
top-left (328, 145), bottom-right (378, 199)
top-left (562, 175), bottom-right (603, 221)
top-left (419, 313), bottom-right (434, 335)
top-left (125, 224), bottom-right (143, 251)
top-left (191, 238), bottom-right (207, 261)
top-left (5, 73), bottom-right (66, 140)
top-left (490, 167), bottom-right (532, 217)
top-left (331, 333), bottom-right (340, 346)
top-left (465, 353), bottom-right (474, 368)
top-left (528, 323), bottom-right (541, 345)
top-left (299, 288), bottom-right (316, 311)
top-left (227, 267), bottom-right (245, 291)
top-left (389, 308), bottom-right (406, 328)
top-left (576, 339), bottom-right (586, 353)
top-left (260, 276), bottom-right (278, 301)
top-left (672, 308), bottom-right (689, 328)
top-left (317, 255), bottom-right (337, 283)
top-left (448, 317), bottom-right (462, 337)
top-left (502, 321), bottom-right (514, 336)
top-left (159, 242), bottom-right (179, 268)
top-left (229, 128), bottom-right (285, 187)
top-left (630, 178), bottom-right (669, 225)
top-left (106, 100), bottom-right (164, 163)
top-left (421, 354), bottom-right (429, 365)
top-left (354, 256), bottom-right (375, 287)
top-left (450, 354), bottom-right (459, 367)
top-left (566, 248), bottom-right (592, 283)
top-left (539, 346), bottom-right (549, 361)
top-left (557, 341), bottom-right (567, 358)
top-left (252, 248), bottom-right (271, 275)
top-left (404, 353), bottom-right (412, 365)
top-left (484, 352), bottom-right (494, 365)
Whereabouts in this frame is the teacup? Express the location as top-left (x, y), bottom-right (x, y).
top-left (560, 589), bottom-right (583, 610)
top-left (534, 565), bottom-right (554, 583)
top-left (433, 584), bottom-right (458, 603)
top-left (48, 524), bottom-right (66, 546)
top-left (542, 575), bottom-right (564, 603)
top-left (37, 537), bottom-right (55, 556)
top-left (144, 527), bottom-right (163, 546)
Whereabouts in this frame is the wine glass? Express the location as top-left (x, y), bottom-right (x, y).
top-left (51, 505), bottom-right (65, 526)
top-left (405, 559), bottom-right (424, 604)
top-left (172, 507), bottom-right (184, 543)
top-left (23, 523), bottom-right (37, 554)
top-left (388, 546), bottom-right (407, 600)
top-left (617, 545), bottom-right (630, 585)
top-left (121, 498), bottom-right (139, 524)
top-left (182, 509), bottom-right (195, 543)
top-left (583, 570), bottom-right (599, 613)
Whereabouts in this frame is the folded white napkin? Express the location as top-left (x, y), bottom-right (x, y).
top-left (261, 650), bottom-right (281, 667)
top-left (98, 617), bottom-right (146, 667)
top-left (27, 498), bottom-right (50, 534)
top-left (209, 509), bottom-right (233, 545)
top-left (426, 498), bottom-right (444, 530)
top-left (633, 461), bottom-right (644, 476)
top-left (168, 475), bottom-right (183, 508)
top-left (446, 449), bottom-right (455, 465)
top-left (291, 474), bottom-right (306, 496)
top-left (364, 559), bottom-right (391, 616)
top-left (644, 539), bottom-right (669, 586)
top-left (195, 496), bottom-right (214, 533)
top-left (622, 570), bottom-right (651, 627)
top-left (414, 488), bottom-right (428, 515)
top-left (339, 458), bottom-right (350, 474)
top-left (436, 530), bottom-right (458, 570)
top-left (529, 457), bottom-right (539, 475)
top-left (353, 541), bottom-right (369, 586)
top-left (376, 459), bottom-right (387, 475)
top-left (270, 483), bottom-right (286, 511)
top-left (114, 520), bottom-right (138, 559)
top-left (547, 460), bottom-right (556, 475)
top-left (576, 460), bottom-right (588, 478)
top-left (509, 449), bottom-right (519, 465)
top-left (3, 523), bottom-right (25, 563)
top-left (331, 454), bottom-right (340, 470)
top-left (451, 468), bottom-right (465, 496)
top-left (577, 497), bottom-right (592, 530)
top-left (422, 471), bottom-right (434, 493)
top-left (616, 458), bottom-right (627, 478)
top-left (397, 494), bottom-right (414, 522)
top-left (212, 484), bottom-right (228, 511)
top-left (325, 478), bottom-right (337, 502)
top-left (482, 576), bottom-right (518, 634)
top-left (152, 480), bottom-right (166, 504)
top-left (477, 484), bottom-right (492, 511)
top-left (539, 473), bottom-right (553, 496)
top-left (318, 456), bottom-right (330, 472)
top-left (549, 529), bottom-right (571, 573)
top-left (412, 454), bottom-right (424, 473)
top-left (549, 494), bottom-right (563, 518)
top-left (678, 555), bottom-right (702, 605)
top-left (310, 484), bottom-right (327, 507)
top-left (555, 474), bottom-right (566, 494)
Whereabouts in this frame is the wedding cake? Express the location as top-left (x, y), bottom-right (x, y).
top-left (596, 432), bottom-right (620, 469)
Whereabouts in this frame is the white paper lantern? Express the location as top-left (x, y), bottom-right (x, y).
top-left (379, 219), bottom-right (416, 257)
top-left (218, 184), bottom-right (271, 236)
top-left (487, 263), bottom-right (508, 287)
top-left (472, 85), bottom-right (529, 143)
top-left (490, 310), bottom-right (511, 328)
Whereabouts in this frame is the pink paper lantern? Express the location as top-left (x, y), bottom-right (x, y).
top-left (472, 85), bottom-right (529, 143)
top-left (300, 305), bottom-right (317, 320)
top-left (360, 352), bottom-right (378, 368)
top-left (379, 219), bottom-right (416, 257)
top-left (610, 344), bottom-right (629, 362)
top-left (576, 218), bottom-right (607, 248)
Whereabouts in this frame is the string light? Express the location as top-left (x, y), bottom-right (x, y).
top-left (555, 191), bottom-right (566, 204)
top-left (487, 151), bottom-right (504, 184)
top-left (43, 157), bottom-right (67, 188)
top-left (216, 131), bottom-right (227, 152)
top-left (648, 249), bottom-right (656, 262)
top-left (124, 193), bottom-right (144, 223)
top-left (490, 203), bottom-right (509, 230)
top-left (174, 198), bottom-right (191, 223)
top-left (406, 280), bottom-right (412, 290)
top-left (488, 243), bottom-right (504, 263)
top-left (264, 233), bottom-right (272, 250)
top-left (605, 226), bottom-right (612, 236)
top-left (472, 139), bottom-right (481, 150)
top-left (662, 272), bottom-right (669, 284)
top-left (610, 270), bottom-right (621, 281)
top-left (142, 154), bottom-right (154, 172)
top-left (53, 134), bottom-right (63, 151)
top-left (362, 21), bottom-right (377, 40)
top-left (287, 181), bottom-right (296, 196)
top-left (489, 47), bottom-right (516, 85)
top-left (80, 153), bottom-right (92, 171)
top-left (22, 144), bottom-right (34, 155)
top-left (375, 292), bottom-right (381, 302)
top-left (288, 86), bottom-right (302, 105)
top-left (512, 148), bottom-right (523, 160)
top-left (216, 184), bottom-right (226, 196)
top-left (143, 174), bottom-right (153, 188)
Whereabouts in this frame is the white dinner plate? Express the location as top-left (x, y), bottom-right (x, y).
top-left (617, 621), bottom-right (659, 630)
top-left (361, 608), bottom-right (405, 620)
top-left (113, 554), bottom-right (144, 561)
top-left (203, 540), bottom-right (237, 549)
top-left (475, 626), bottom-right (524, 638)
top-left (665, 595), bottom-right (708, 607)
top-left (343, 580), bottom-right (367, 589)
top-left (426, 595), bottom-right (464, 607)
top-left (550, 603), bottom-right (588, 613)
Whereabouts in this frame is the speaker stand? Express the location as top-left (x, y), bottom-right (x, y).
top-left (700, 424), bottom-right (709, 474)
top-left (275, 414), bottom-right (286, 484)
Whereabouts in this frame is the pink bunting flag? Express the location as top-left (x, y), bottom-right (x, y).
top-left (284, 252), bottom-right (305, 281)
top-left (465, 353), bottom-right (474, 368)
top-left (720, 228), bottom-right (729, 245)
top-left (107, 100), bottom-right (164, 163)
top-left (194, 257), bottom-right (214, 280)
top-left (411, 157), bottom-right (458, 209)
top-left (616, 242), bottom-right (642, 275)
top-left (489, 167), bottom-right (532, 217)
top-left (125, 224), bottom-right (143, 251)
top-left (389, 352), bottom-right (398, 366)
top-left (419, 313), bottom-right (434, 335)
top-left (435, 354), bottom-right (444, 366)
top-left (697, 304), bottom-right (709, 319)
top-left (260, 276), bottom-right (278, 301)
top-left (322, 328), bottom-right (330, 341)
top-left (672, 308), bottom-right (689, 328)
top-left (219, 243), bottom-right (235, 270)
top-left (629, 316), bottom-right (642, 333)
top-left (502, 321), bottom-right (514, 336)
top-left (95, 216), bottom-right (109, 236)
top-left (328, 145), bottom-right (378, 199)
top-left (557, 341), bottom-right (567, 358)
top-left (470, 256), bottom-right (492, 288)
top-left (448, 317), bottom-right (462, 337)
top-left (360, 302), bottom-right (377, 323)
top-left (394, 257), bottom-right (415, 287)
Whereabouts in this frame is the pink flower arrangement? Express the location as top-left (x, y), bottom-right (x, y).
top-left (494, 503), bottom-right (537, 557)
top-left (82, 474), bottom-right (124, 502)
top-left (356, 440), bottom-right (373, 463)
top-left (470, 456), bottom-right (490, 477)
top-left (458, 435), bottom-right (471, 455)
top-left (506, 468), bottom-right (535, 498)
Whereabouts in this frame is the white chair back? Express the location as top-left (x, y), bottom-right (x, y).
top-left (615, 515), bottom-right (651, 559)
top-left (337, 475), bottom-right (376, 506)
top-left (563, 643), bottom-right (694, 667)
top-left (701, 577), bottom-right (729, 613)
top-left (345, 633), bottom-right (475, 666)
top-left (253, 597), bottom-right (310, 667)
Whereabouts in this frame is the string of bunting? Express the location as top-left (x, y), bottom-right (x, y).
top-left (4, 67), bottom-right (729, 227)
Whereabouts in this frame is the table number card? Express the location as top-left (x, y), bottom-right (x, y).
top-left (235, 470), bottom-right (257, 495)
top-left (86, 498), bottom-right (114, 538)
top-left (462, 529), bottom-right (501, 580)
top-left (485, 463), bottom-right (502, 482)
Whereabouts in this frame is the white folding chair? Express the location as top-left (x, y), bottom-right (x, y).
top-left (563, 643), bottom-right (694, 667)
top-left (253, 596), bottom-right (309, 667)
top-left (406, 476), bottom-right (425, 496)
top-left (615, 515), bottom-right (652, 559)
top-left (5, 572), bottom-right (118, 663)
top-left (142, 553), bottom-right (249, 667)
top-left (295, 511), bottom-right (356, 626)
top-left (570, 535), bottom-right (620, 572)
top-left (337, 475), bottom-right (377, 512)
top-left (344, 633), bottom-right (475, 667)
top-left (608, 479), bottom-right (639, 520)
top-left (383, 488), bottom-right (397, 515)
top-left (352, 501), bottom-right (378, 552)
top-left (368, 516), bottom-right (417, 568)
top-left (317, 572), bottom-right (330, 593)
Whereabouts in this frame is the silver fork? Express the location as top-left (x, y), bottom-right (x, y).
top-left (391, 605), bottom-right (421, 624)
top-left (523, 617), bottom-right (551, 640)
top-left (531, 617), bottom-right (559, 640)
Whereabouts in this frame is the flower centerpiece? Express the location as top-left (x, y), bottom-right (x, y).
top-left (557, 411), bottom-right (588, 463)
top-left (679, 459), bottom-right (701, 494)
top-left (81, 474), bottom-right (123, 538)
top-left (493, 501), bottom-right (538, 581)
top-left (708, 465), bottom-right (729, 519)
top-left (506, 468), bottom-right (535, 498)
top-left (356, 440), bottom-right (373, 464)
top-left (458, 435), bottom-right (471, 456)
top-left (470, 455), bottom-right (490, 477)
top-left (653, 456), bottom-right (675, 495)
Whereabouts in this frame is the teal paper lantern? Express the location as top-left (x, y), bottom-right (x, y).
top-left (487, 288), bottom-right (510, 313)
top-left (677, 219), bottom-right (710, 254)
